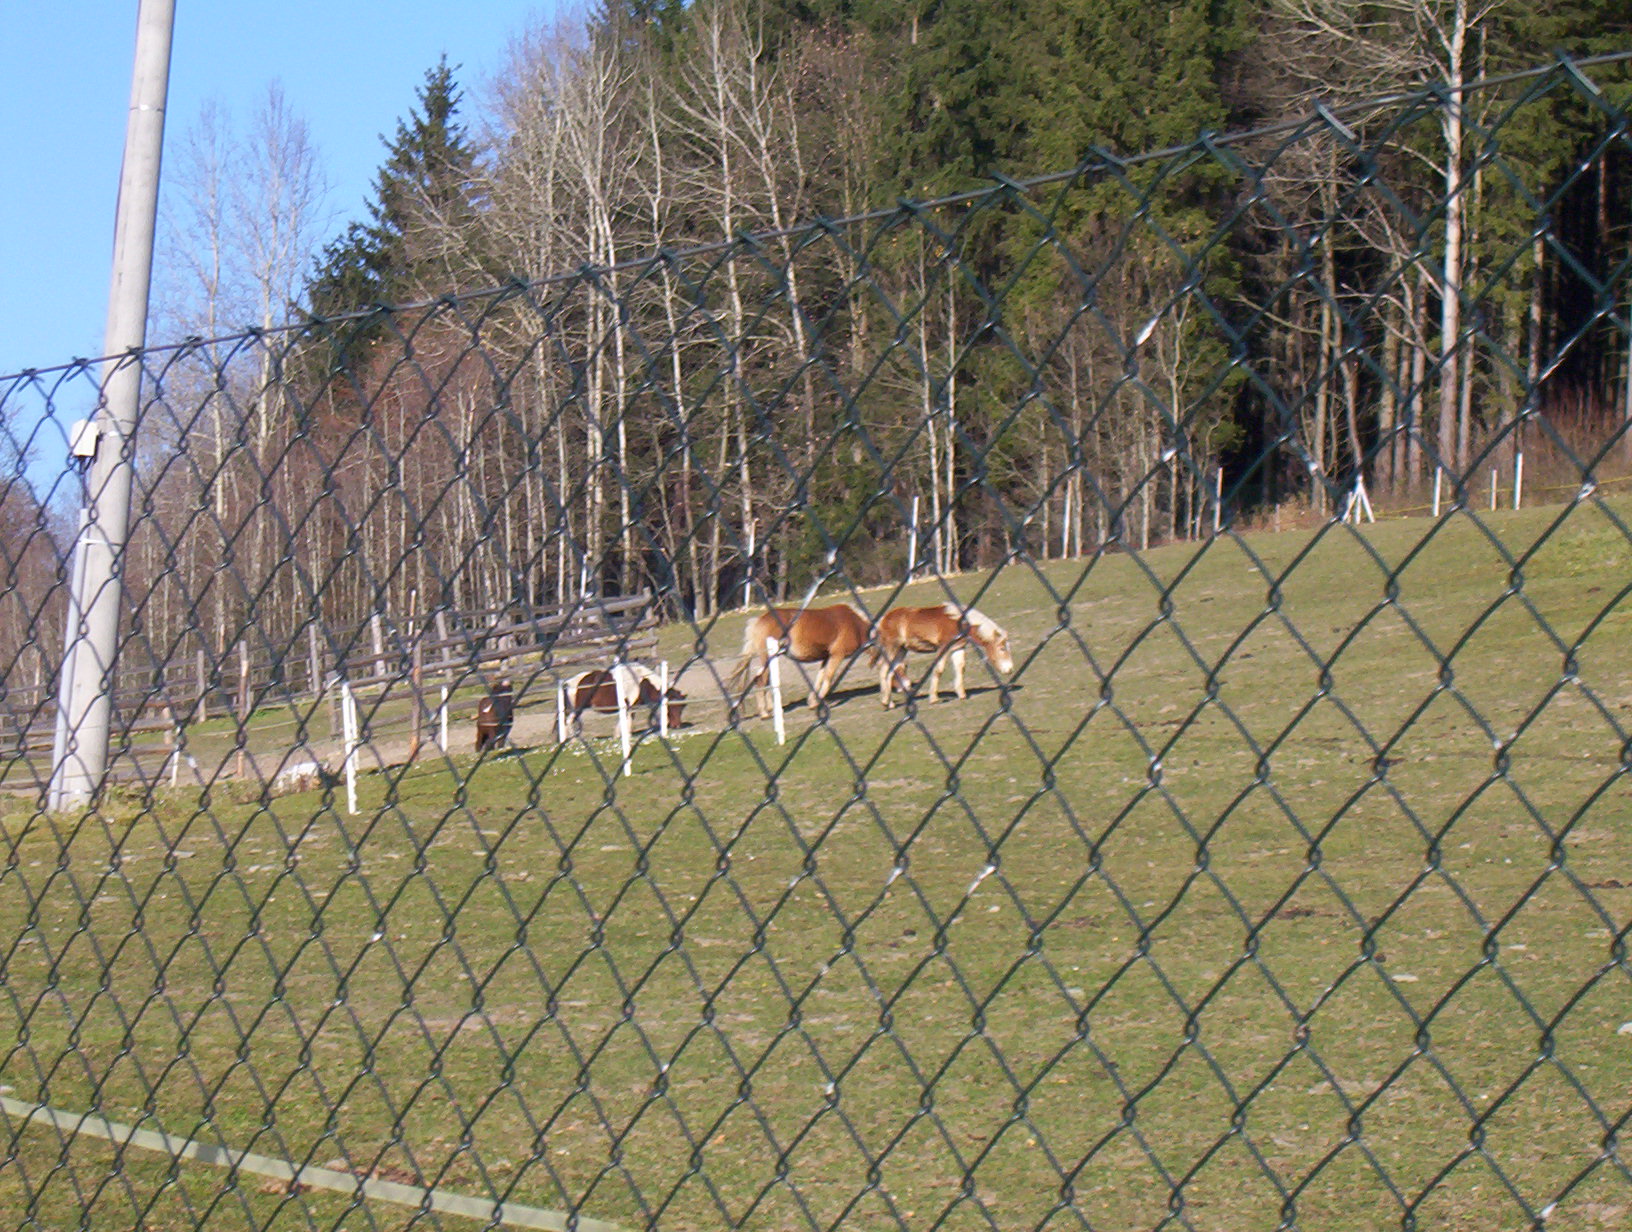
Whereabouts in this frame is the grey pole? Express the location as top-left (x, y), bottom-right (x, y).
top-left (49, 0), bottom-right (176, 810)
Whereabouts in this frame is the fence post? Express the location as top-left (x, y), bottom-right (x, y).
top-left (339, 675), bottom-right (359, 816)
top-left (907, 496), bottom-right (920, 577)
top-left (768, 636), bottom-right (785, 746)
top-left (437, 685), bottom-right (449, 753)
top-left (616, 663), bottom-right (633, 775)
top-left (235, 639), bottom-right (250, 780)
top-left (306, 622), bottom-right (322, 704)
top-left (659, 661), bottom-right (670, 738)
top-left (46, 0), bottom-right (175, 811)
top-left (1514, 451), bottom-right (1525, 510)
top-left (409, 628), bottom-right (424, 761)
top-left (557, 681), bottom-right (569, 744)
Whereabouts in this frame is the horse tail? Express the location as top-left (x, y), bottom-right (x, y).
top-left (727, 614), bottom-right (766, 690)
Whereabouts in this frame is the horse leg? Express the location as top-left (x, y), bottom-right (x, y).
top-left (753, 662), bottom-right (771, 719)
top-left (880, 649), bottom-right (906, 708)
top-left (808, 658), bottom-right (831, 709)
top-left (952, 645), bottom-right (968, 699)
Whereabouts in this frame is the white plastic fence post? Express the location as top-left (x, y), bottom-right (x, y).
top-left (1432, 467), bottom-right (1443, 516)
top-left (768, 636), bottom-right (785, 746)
top-left (557, 681), bottom-right (569, 743)
top-left (908, 495), bottom-right (920, 577)
top-left (617, 664), bottom-right (633, 776)
top-left (1514, 451), bottom-right (1524, 510)
top-left (437, 686), bottom-right (449, 752)
top-left (340, 676), bottom-right (359, 816)
top-left (659, 661), bottom-right (670, 737)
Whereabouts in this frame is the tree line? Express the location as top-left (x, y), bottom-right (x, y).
top-left (3, 0), bottom-right (1630, 715)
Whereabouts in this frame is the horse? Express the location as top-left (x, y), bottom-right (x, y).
top-left (474, 678), bottom-right (515, 751)
top-left (728, 603), bottom-right (888, 718)
top-left (874, 603), bottom-right (1015, 707)
top-left (560, 664), bottom-right (686, 739)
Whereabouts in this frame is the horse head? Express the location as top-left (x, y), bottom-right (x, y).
top-left (965, 609), bottom-right (1015, 675)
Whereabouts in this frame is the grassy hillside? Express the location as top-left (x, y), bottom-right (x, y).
top-left (3, 497), bottom-right (1631, 1231)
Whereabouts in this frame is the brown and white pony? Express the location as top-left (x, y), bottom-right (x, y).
top-left (561, 664), bottom-right (686, 739)
top-left (729, 603), bottom-right (882, 717)
top-left (874, 604), bottom-right (1015, 707)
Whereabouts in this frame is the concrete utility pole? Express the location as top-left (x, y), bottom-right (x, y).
top-left (49, 0), bottom-right (176, 810)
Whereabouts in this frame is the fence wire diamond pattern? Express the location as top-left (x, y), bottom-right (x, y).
top-left (2, 55), bottom-right (1632, 1232)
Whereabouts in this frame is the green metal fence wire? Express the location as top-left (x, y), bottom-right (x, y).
top-left (1, 51), bottom-right (1631, 1232)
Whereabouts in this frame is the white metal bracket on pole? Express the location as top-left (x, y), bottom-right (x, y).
top-left (48, 0), bottom-right (175, 811)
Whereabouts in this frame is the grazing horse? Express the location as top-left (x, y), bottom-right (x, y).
top-left (475, 678), bottom-right (515, 751)
top-left (874, 604), bottom-right (1015, 707)
top-left (728, 603), bottom-right (882, 718)
top-left (560, 664), bottom-right (685, 739)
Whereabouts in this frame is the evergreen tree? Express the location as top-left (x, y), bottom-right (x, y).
top-left (305, 57), bottom-right (483, 316)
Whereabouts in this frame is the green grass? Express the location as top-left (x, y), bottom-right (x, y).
top-left (3, 499), bottom-right (1632, 1231)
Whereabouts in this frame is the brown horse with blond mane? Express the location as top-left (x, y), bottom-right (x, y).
top-left (730, 603), bottom-right (891, 718)
top-left (874, 603), bottom-right (1015, 707)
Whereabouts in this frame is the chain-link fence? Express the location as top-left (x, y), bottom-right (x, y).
top-left (2, 53), bottom-right (1632, 1231)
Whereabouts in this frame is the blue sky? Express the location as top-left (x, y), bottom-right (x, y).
top-left (1, 2), bottom-right (566, 379)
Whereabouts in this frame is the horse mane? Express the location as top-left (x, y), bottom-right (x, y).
top-left (942, 603), bottom-right (1003, 643)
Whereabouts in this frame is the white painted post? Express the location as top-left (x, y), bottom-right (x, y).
top-left (659, 661), bottom-right (670, 738)
top-left (1489, 467), bottom-right (1497, 511)
top-left (167, 717), bottom-right (180, 789)
top-left (616, 664), bottom-right (633, 776)
top-left (340, 676), bottom-right (359, 816)
top-left (1432, 467), bottom-right (1443, 516)
top-left (908, 495), bottom-right (920, 577)
top-left (1513, 451), bottom-right (1524, 510)
top-left (437, 686), bottom-right (449, 752)
top-left (556, 682), bottom-right (569, 743)
top-left (767, 636), bottom-right (785, 746)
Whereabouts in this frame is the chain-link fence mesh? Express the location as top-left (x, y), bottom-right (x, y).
top-left (2, 53), bottom-right (1632, 1231)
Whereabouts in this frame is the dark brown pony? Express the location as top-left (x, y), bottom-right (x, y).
top-left (874, 604), bottom-right (1015, 707)
top-left (729, 603), bottom-right (883, 717)
top-left (474, 678), bottom-right (515, 751)
top-left (561, 665), bottom-right (685, 739)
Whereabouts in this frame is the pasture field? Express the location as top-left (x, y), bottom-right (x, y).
top-left (3, 499), bottom-right (1631, 1231)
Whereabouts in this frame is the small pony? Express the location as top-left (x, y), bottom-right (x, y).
top-left (874, 603), bottom-right (1015, 707)
top-left (728, 603), bottom-right (882, 718)
top-left (560, 664), bottom-right (686, 739)
top-left (475, 678), bottom-right (515, 751)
